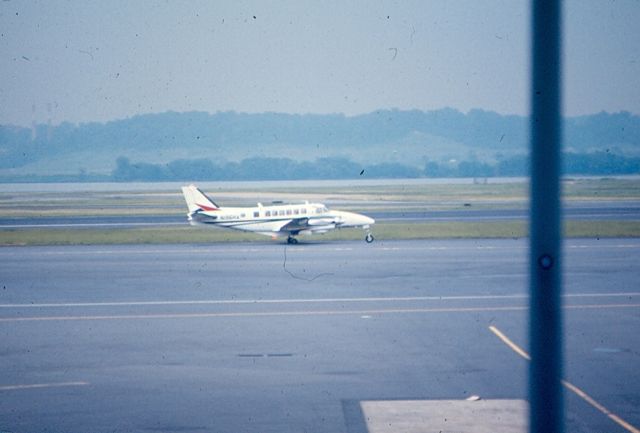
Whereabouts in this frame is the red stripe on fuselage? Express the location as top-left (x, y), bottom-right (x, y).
top-left (197, 203), bottom-right (219, 211)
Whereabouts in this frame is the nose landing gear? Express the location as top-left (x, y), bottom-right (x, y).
top-left (365, 233), bottom-right (374, 243)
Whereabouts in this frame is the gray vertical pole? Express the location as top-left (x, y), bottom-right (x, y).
top-left (529, 0), bottom-right (563, 433)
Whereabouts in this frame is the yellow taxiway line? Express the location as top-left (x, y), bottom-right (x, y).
top-left (489, 325), bottom-right (640, 433)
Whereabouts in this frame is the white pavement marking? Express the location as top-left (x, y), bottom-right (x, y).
top-left (0, 292), bottom-right (636, 309)
top-left (0, 381), bottom-right (89, 391)
top-left (0, 222), bottom-right (183, 229)
top-left (0, 241), bottom-right (637, 257)
top-left (361, 399), bottom-right (527, 433)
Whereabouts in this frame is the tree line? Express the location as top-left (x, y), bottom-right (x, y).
top-left (112, 152), bottom-right (640, 181)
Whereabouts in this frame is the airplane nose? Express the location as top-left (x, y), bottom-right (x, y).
top-left (335, 211), bottom-right (375, 227)
top-left (353, 213), bottom-right (374, 226)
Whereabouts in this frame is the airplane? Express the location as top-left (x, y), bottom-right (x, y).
top-left (181, 185), bottom-right (375, 244)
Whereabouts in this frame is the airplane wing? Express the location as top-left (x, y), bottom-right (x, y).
top-left (280, 218), bottom-right (310, 232)
top-left (279, 217), bottom-right (336, 233)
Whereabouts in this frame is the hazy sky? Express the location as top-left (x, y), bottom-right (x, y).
top-left (1, 1), bottom-right (639, 127)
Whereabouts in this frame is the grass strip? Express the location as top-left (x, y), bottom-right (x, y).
top-left (2, 220), bottom-right (639, 246)
top-left (2, 178), bottom-right (638, 219)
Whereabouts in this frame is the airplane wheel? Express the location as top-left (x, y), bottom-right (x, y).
top-left (287, 237), bottom-right (298, 245)
top-left (365, 233), bottom-right (374, 243)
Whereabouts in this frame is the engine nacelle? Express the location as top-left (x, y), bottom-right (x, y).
top-left (310, 223), bottom-right (336, 232)
top-left (307, 218), bottom-right (335, 226)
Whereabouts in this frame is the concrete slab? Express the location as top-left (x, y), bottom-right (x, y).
top-left (360, 399), bottom-right (528, 433)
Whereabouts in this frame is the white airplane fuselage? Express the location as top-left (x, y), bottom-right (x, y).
top-left (182, 185), bottom-right (375, 243)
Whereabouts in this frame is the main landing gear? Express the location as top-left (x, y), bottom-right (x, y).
top-left (287, 236), bottom-right (299, 245)
top-left (365, 233), bottom-right (374, 243)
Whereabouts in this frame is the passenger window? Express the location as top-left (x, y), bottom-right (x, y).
top-left (266, 211), bottom-right (271, 217)
top-left (286, 209), bottom-right (292, 215)
top-left (294, 209), bottom-right (299, 215)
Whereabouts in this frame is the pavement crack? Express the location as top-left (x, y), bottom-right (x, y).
top-left (282, 245), bottom-right (333, 282)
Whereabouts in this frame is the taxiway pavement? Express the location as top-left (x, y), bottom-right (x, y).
top-left (0, 239), bottom-right (638, 432)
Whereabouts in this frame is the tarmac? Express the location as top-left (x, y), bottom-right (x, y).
top-left (2, 202), bottom-right (640, 228)
top-left (0, 239), bottom-right (638, 432)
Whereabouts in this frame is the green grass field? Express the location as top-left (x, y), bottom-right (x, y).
top-left (1, 221), bottom-right (639, 246)
top-left (1, 178), bottom-right (639, 245)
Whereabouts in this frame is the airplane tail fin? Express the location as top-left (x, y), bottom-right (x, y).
top-left (181, 185), bottom-right (220, 213)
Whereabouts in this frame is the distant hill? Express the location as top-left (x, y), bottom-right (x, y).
top-left (1, 109), bottom-right (638, 180)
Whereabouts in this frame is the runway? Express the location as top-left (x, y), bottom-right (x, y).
top-left (0, 239), bottom-right (638, 432)
top-left (1, 201), bottom-right (639, 228)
